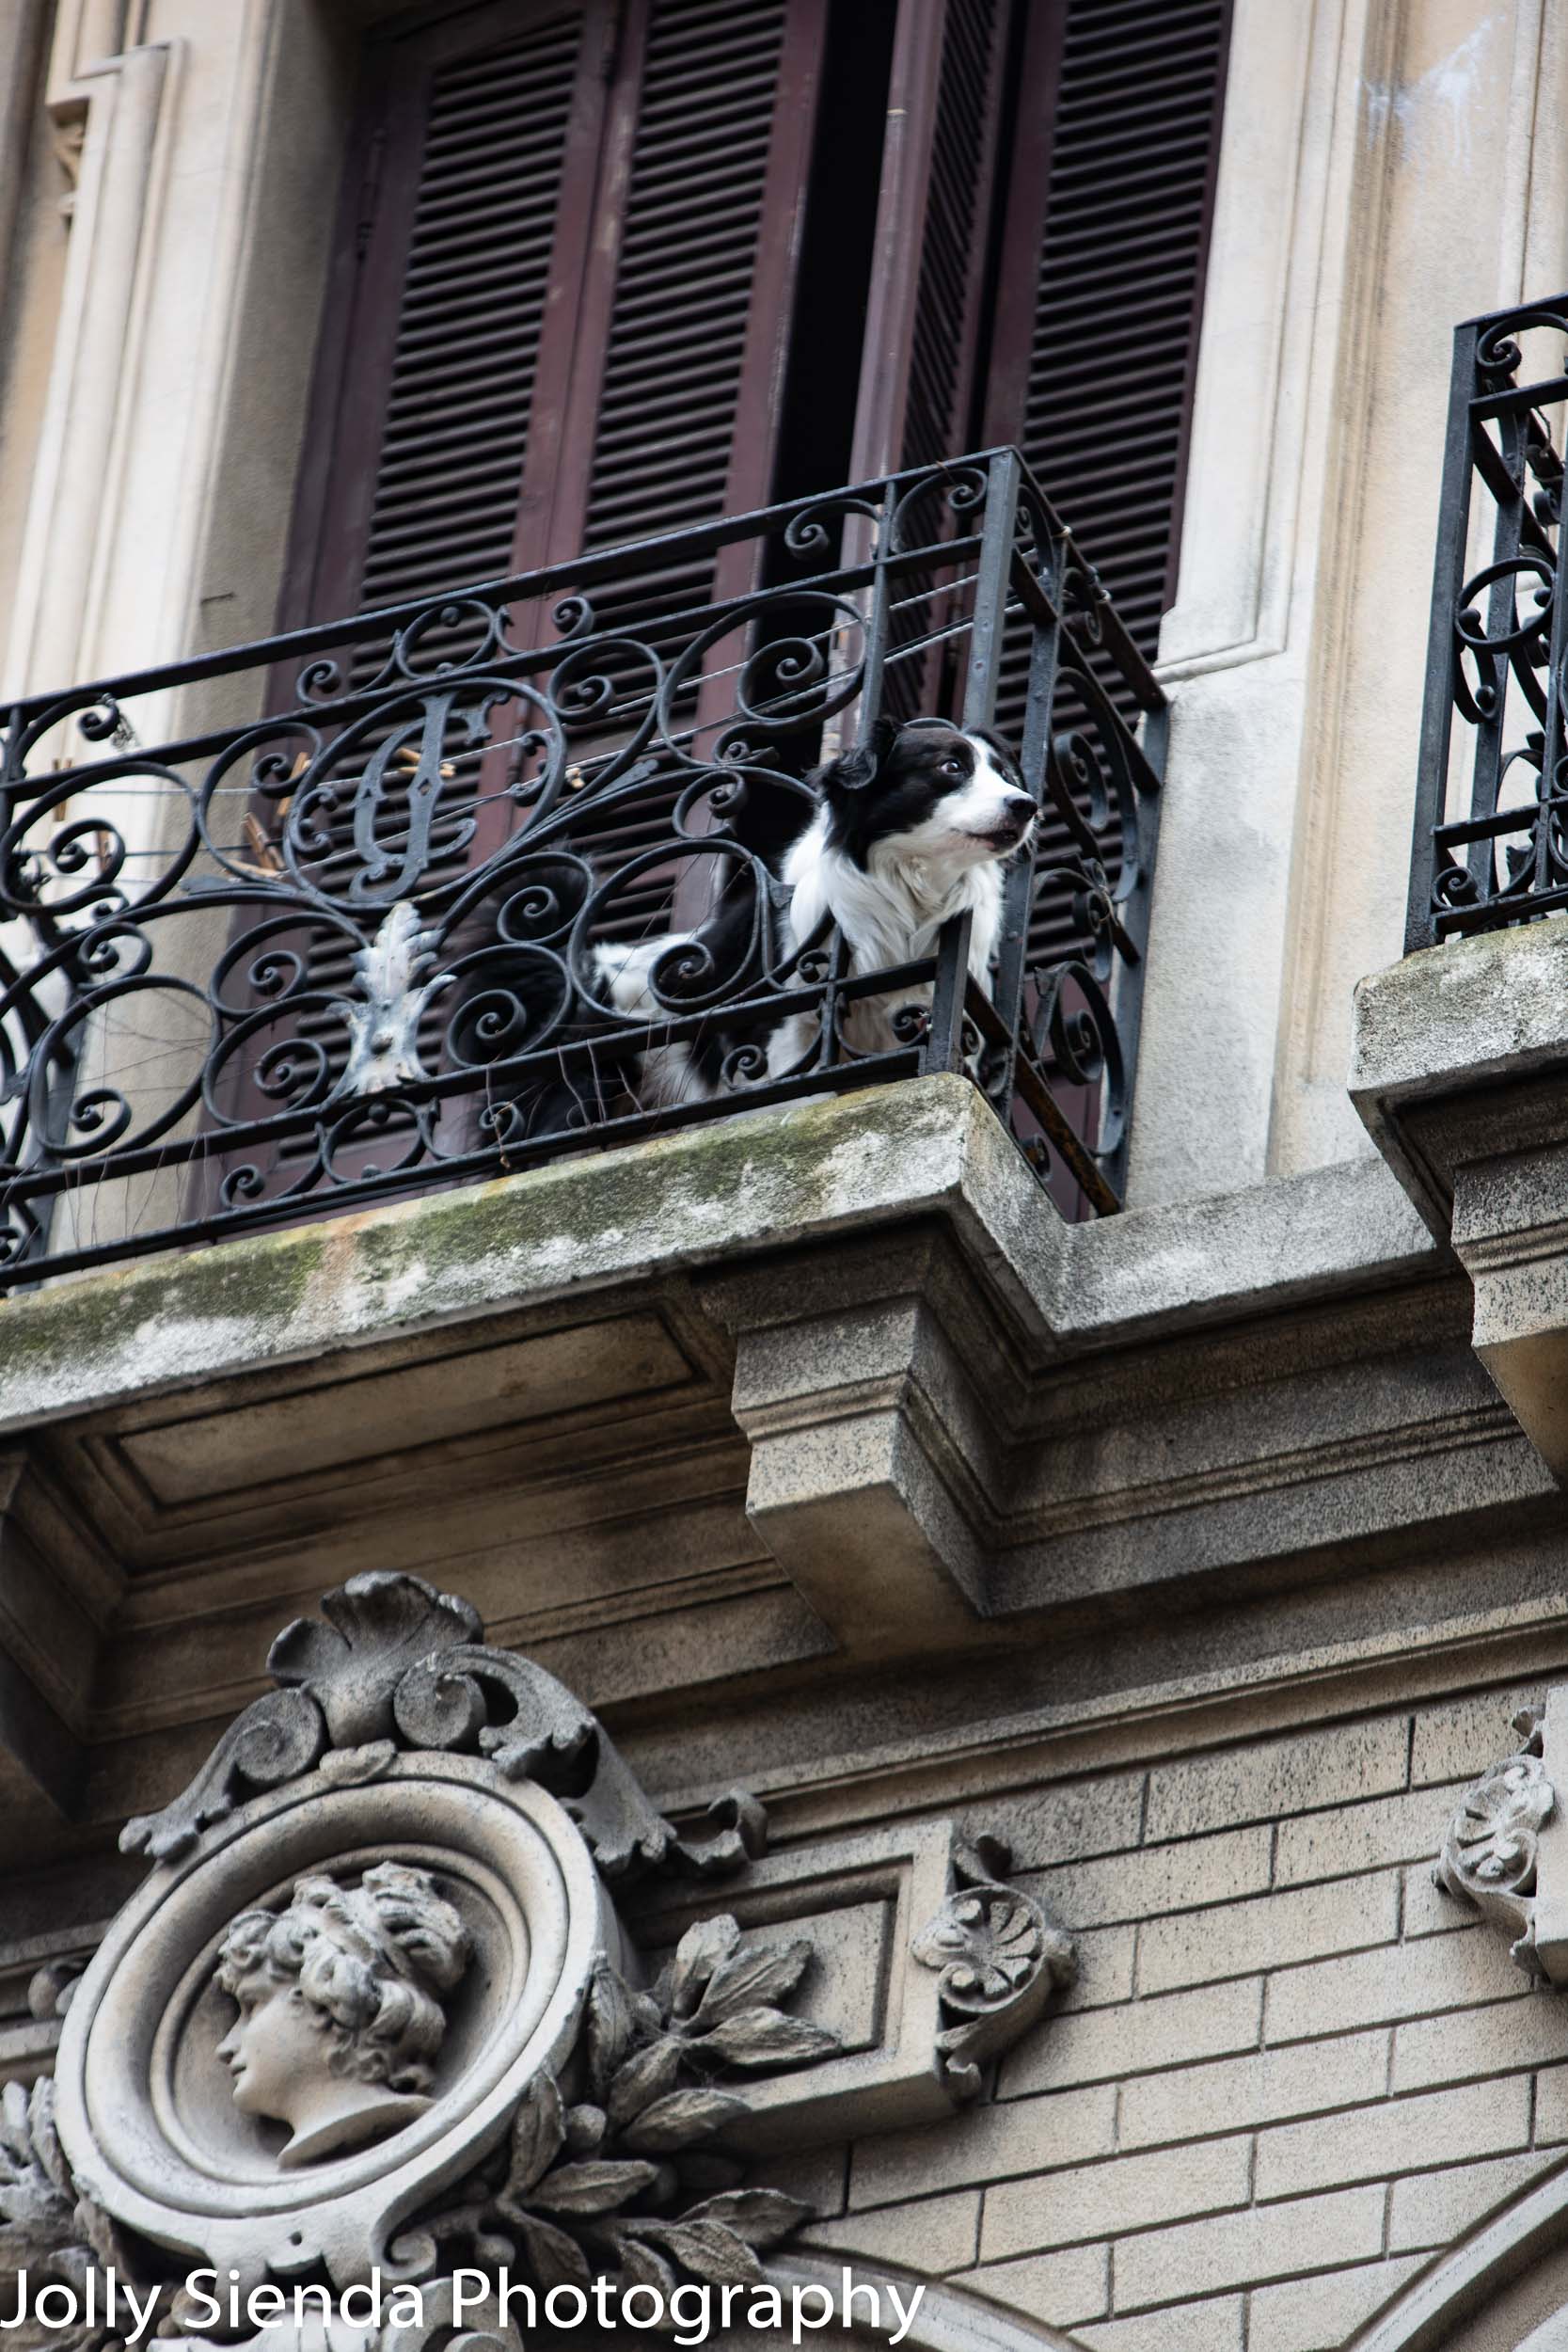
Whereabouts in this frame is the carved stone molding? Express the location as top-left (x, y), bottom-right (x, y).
top-left (5, 34), bottom-right (171, 707)
top-left (7, 1573), bottom-right (1073, 2329)
top-left (63, 1750), bottom-right (621, 2285)
top-left (631, 1817), bottom-right (1074, 2146)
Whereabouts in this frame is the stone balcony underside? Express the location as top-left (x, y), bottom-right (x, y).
top-left (2, 1071), bottom-right (1559, 1900)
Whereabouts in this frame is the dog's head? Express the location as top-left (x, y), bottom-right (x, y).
top-left (815, 718), bottom-right (1037, 871)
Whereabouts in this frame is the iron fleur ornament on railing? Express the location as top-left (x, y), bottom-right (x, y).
top-left (0, 448), bottom-right (1164, 1286)
top-left (1409, 299), bottom-right (1568, 946)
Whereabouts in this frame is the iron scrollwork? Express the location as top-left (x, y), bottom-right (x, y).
top-left (1412, 298), bottom-right (1568, 945)
top-left (0, 448), bottom-right (1165, 1285)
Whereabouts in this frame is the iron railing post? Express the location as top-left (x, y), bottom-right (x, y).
top-left (1407, 318), bottom-right (1481, 951)
top-left (960, 447), bottom-right (1022, 735)
top-left (923, 448), bottom-right (1023, 1081)
top-left (923, 910), bottom-right (974, 1077)
top-left (1100, 695), bottom-right (1167, 1205)
top-left (987, 477), bottom-right (1061, 1140)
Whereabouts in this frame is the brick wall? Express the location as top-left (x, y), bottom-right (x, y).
top-left (797, 1685), bottom-right (1566, 2351)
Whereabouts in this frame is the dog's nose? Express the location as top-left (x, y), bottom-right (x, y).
top-left (994, 795), bottom-right (1036, 840)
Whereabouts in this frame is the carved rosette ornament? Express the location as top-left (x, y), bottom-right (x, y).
top-left (1435, 1707), bottom-right (1559, 1979)
top-left (911, 1839), bottom-right (1074, 2098)
top-left (6, 1573), bottom-right (1073, 2347)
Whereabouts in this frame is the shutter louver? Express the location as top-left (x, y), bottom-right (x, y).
top-left (554, 0), bottom-right (806, 945)
top-left (358, 17), bottom-right (583, 610)
top-left (581, 0), bottom-right (788, 556)
top-left (1020, 0), bottom-right (1229, 660)
top-left (882, 0), bottom-right (1011, 723)
top-left (237, 8), bottom-right (587, 1164)
top-left (994, 0), bottom-right (1230, 966)
top-left (900, 0), bottom-right (1006, 474)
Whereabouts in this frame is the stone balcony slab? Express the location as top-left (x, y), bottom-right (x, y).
top-left (0, 1072), bottom-right (1529, 1884)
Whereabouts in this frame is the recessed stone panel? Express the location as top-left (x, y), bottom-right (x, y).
top-left (116, 1313), bottom-right (692, 1503)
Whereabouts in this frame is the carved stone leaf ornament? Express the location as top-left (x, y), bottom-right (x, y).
top-left (120, 1570), bottom-right (763, 1883)
top-left (23, 1573), bottom-right (1075, 2341)
top-left (389, 1927), bottom-right (834, 2296)
top-left (0, 2079), bottom-right (146, 2350)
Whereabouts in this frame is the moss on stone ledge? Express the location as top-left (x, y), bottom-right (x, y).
top-left (0, 1077), bottom-right (996, 1425)
top-left (0, 1223), bottom-right (327, 1377)
top-left (351, 1084), bottom-right (953, 1288)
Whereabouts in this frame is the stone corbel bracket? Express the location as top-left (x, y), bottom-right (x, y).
top-left (1435, 1695), bottom-right (1567, 1981)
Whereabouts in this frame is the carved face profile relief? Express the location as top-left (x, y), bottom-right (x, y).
top-left (214, 1862), bottom-right (472, 2169)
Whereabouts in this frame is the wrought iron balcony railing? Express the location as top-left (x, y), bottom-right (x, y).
top-left (1410, 299), bottom-right (1568, 946)
top-left (0, 448), bottom-right (1164, 1289)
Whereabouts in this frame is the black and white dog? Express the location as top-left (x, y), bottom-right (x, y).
top-left (589, 717), bottom-right (1037, 1106)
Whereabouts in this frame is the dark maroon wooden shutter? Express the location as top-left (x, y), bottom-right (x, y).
top-left (517, 0), bottom-right (830, 939)
top-left (282, 0), bottom-right (606, 633)
top-left (578, 0), bottom-right (806, 554)
top-left (354, 21), bottom-right (587, 609)
top-left (998, 0), bottom-right (1231, 656)
top-left (898, 0), bottom-right (1010, 475)
top-left (847, 0), bottom-right (1016, 723)
top-left (987, 0), bottom-right (1232, 963)
top-left (280, 0), bottom-right (829, 951)
top-left (250, 2), bottom-right (600, 1148)
top-left (852, 0), bottom-right (1012, 480)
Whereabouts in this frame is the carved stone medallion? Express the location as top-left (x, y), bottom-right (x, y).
top-left (55, 1751), bottom-right (613, 2286)
top-left (14, 1571), bottom-right (1075, 2330)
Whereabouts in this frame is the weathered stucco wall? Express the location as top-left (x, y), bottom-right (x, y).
top-left (1133, 0), bottom-right (1568, 1207)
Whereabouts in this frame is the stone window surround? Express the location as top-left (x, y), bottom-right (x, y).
top-left (8, 0), bottom-right (1568, 1221)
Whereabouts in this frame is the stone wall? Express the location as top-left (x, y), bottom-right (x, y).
top-left (790, 1693), bottom-right (1566, 2350)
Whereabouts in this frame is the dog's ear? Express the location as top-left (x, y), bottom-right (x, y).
top-left (816, 715), bottom-right (898, 798)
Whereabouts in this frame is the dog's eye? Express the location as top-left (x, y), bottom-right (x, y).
top-left (940, 756), bottom-right (964, 777)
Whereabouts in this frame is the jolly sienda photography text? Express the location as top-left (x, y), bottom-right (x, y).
top-left (0, 2265), bottom-right (927, 2346)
